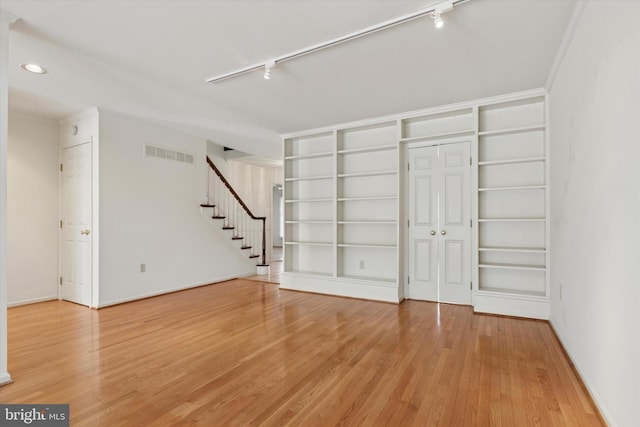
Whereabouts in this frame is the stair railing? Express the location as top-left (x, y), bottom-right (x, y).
top-left (205, 157), bottom-right (267, 266)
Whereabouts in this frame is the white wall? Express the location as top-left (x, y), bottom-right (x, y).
top-left (549, 2), bottom-right (640, 426)
top-left (97, 110), bottom-right (255, 306)
top-left (7, 111), bottom-right (59, 306)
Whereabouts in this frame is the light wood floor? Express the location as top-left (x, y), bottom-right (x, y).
top-left (1, 279), bottom-right (602, 426)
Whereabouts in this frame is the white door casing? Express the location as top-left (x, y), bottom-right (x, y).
top-left (61, 142), bottom-right (92, 306)
top-left (408, 141), bottom-right (471, 305)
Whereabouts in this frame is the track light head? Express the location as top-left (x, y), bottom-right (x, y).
top-left (431, 1), bottom-right (453, 29)
top-left (432, 12), bottom-right (444, 29)
top-left (264, 60), bottom-right (276, 80)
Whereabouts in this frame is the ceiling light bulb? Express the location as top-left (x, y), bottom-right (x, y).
top-left (21, 63), bottom-right (47, 74)
top-left (433, 12), bottom-right (444, 29)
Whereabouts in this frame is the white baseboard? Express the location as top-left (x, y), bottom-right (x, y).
top-left (97, 274), bottom-right (249, 308)
top-left (474, 291), bottom-right (550, 319)
top-left (0, 372), bottom-right (12, 385)
top-left (549, 318), bottom-right (615, 427)
top-left (280, 273), bottom-right (400, 303)
top-left (7, 295), bottom-right (58, 308)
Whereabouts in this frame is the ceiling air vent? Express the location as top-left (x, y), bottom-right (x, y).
top-left (144, 143), bottom-right (194, 164)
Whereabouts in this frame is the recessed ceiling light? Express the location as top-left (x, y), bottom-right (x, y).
top-left (21, 63), bottom-right (47, 74)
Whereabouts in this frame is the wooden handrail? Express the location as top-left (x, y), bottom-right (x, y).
top-left (206, 156), bottom-right (267, 266)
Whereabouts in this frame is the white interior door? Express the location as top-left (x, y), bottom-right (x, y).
top-left (408, 145), bottom-right (439, 301)
top-left (408, 141), bottom-right (471, 305)
top-left (61, 142), bottom-right (92, 306)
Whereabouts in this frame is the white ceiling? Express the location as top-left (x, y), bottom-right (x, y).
top-left (2, 0), bottom-right (576, 160)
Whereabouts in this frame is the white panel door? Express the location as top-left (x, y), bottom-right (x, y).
top-left (61, 142), bottom-right (92, 306)
top-left (438, 143), bottom-right (471, 304)
top-left (408, 146), bottom-right (439, 300)
top-left (408, 141), bottom-right (470, 305)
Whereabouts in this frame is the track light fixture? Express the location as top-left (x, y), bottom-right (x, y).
top-left (206, 0), bottom-right (469, 84)
top-left (264, 60), bottom-right (275, 80)
top-left (431, 1), bottom-right (453, 29)
top-left (431, 11), bottom-right (444, 29)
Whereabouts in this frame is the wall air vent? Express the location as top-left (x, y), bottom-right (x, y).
top-left (144, 143), bottom-right (194, 164)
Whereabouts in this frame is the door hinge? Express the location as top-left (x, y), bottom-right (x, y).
top-left (407, 219), bottom-right (410, 227)
top-left (59, 277), bottom-right (63, 285)
top-left (60, 220), bottom-right (63, 229)
top-left (60, 163), bottom-right (63, 172)
top-left (470, 157), bottom-right (472, 166)
top-left (470, 281), bottom-right (473, 290)
top-left (408, 276), bottom-right (410, 284)
top-left (470, 219), bottom-right (472, 227)
top-left (407, 163), bottom-right (410, 171)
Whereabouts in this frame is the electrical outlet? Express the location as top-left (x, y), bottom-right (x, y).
top-left (359, 260), bottom-right (365, 269)
top-left (140, 263), bottom-right (146, 273)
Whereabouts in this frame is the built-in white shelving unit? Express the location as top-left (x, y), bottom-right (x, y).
top-left (475, 94), bottom-right (550, 318)
top-left (282, 89), bottom-right (550, 316)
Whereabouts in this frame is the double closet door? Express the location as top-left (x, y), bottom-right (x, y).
top-left (408, 141), bottom-right (471, 305)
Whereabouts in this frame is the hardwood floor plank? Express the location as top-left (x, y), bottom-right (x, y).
top-left (0, 279), bottom-right (603, 426)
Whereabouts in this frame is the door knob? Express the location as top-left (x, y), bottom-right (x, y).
top-left (81, 229), bottom-right (90, 235)
top-left (440, 230), bottom-right (447, 235)
top-left (430, 230), bottom-right (436, 236)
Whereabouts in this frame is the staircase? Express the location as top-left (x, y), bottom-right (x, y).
top-left (200, 156), bottom-right (268, 267)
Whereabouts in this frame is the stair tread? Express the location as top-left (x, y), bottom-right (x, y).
top-left (241, 246), bottom-right (252, 250)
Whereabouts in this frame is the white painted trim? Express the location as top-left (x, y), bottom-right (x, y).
top-left (545, 0), bottom-right (587, 91)
top-left (96, 275), bottom-right (245, 308)
top-left (474, 292), bottom-right (550, 320)
top-left (0, 372), bottom-right (11, 385)
top-left (281, 88), bottom-right (546, 139)
top-left (280, 273), bottom-right (400, 303)
top-left (7, 296), bottom-right (58, 308)
top-left (549, 318), bottom-right (615, 427)
top-left (0, 7), bottom-right (16, 389)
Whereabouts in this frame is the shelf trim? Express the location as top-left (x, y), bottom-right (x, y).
top-left (478, 185), bottom-right (546, 192)
top-left (284, 241), bottom-right (333, 247)
top-left (338, 243), bottom-right (397, 249)
top-left (399, 129), bottom-right (475, 143)
top-left (338, 170), bottom-right (397, 178)
top-left (284, 151), bottom-right (333, 160)
top-left (338, 196), bottom-right (397, 202)
top-left (337, 144), bottom-right (397, 155)
top-left (476, 287), bottom-right (547, 298)
top-left (478, 156), bottom-right (546, 166)
top-left (337, 220), bottom-right (397, 225)
top-left (285, 220), bottom-right (333, 224)
top-left (479, 247), bottom-right (546, 253)
top-left (478, 218), bottom-right (546, 222)
top-left (337, 274), bottom-right (397, 284)
top-left (283, 270), bottom-right (334, 278)
top-left (285, 198), bottom-right (333, 203)
top-left (284, 175), bottom-right (333, 182)
top-left (478, 124), bottom-right (545, 137)
top-left (479, 263), bottom-right (546, 271)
